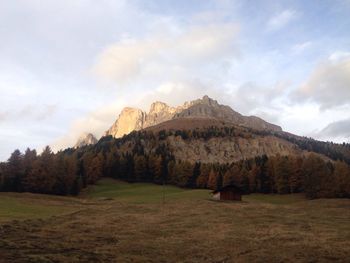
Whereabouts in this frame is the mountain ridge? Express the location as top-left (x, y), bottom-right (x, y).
top-left (105, 95), bottom-right (282, 138)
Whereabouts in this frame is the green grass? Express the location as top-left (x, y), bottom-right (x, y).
top-left (86, 178), bottom-right (210, 203)
top-left (0, 179), bottom-right (307, 223)
top-left (0, 193), bottom-right (77, 222)
top-left (86, 178), bottom-right (307, 205)
top-left (243, 193), bottom-right (306, 205)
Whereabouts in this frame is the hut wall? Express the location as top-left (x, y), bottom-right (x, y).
top-left (220, 190), bottom-right (241, 201)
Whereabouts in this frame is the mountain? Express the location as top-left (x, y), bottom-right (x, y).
top-left (74, 133), bottom-right (98, 148)
top-left (2, 96), bottom-right (350, 199)
top-left (105, 95), bottom-right (282, 138)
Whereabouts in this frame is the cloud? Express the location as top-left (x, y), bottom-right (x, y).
top-left (329, 51), bottom-right (350, 61)
top-left (0, 104), bottom-right (58, 122)
top-left (316, 118), bottom-right (350, 142)
top-left (291, 41), bottom-right (312, 54)
top-left (51, 102), bottom-right (124, 151)
top-left (92, 23), bottom-right (239, 84)
top-left (141, 80), bottom-right (227, 109)
top-left (267, 9), bottom-right (297, 31)
top-left (228, 81), bottom-right (288, 114)
top-left (0, 111), bottom-right (8, 121)
top-left (293, 55), bottom-right (350, 110)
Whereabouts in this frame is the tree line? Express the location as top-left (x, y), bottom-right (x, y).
top-left (1, 128), bottom-right (350, 198)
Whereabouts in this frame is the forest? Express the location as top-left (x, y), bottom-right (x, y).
top-left (1, 127), bottom-right (350, 199)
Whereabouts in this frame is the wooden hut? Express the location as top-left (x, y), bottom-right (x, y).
top-left (212, 185), bottom-right (242, 201)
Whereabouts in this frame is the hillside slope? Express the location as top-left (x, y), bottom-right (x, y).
top-left (117, 117), bottom-right (324, 163)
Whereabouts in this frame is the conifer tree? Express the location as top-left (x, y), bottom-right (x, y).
top-left (134, 155), bottom-right (148, 181)
top-left (196, 163), bottom-right (210, 188)
top-left (289, 157), bottom-right (303, 193)
top-left (25, 146), bottom-right (56, 193)
top-left (149, 155), bottom-right (163, 184)
top-left (207, 168), bottom-right (218, 190)
top-left (4, 149), bottom-right (24, 191)
top-left (302, 154), bottom-right (325, 198)
top-left (275, 156), bottom-right (290, 194)
top-left (332, 161), bottom-right (350, 197)
top-left (248, 165), bottom-right (259, 192)
top-left (187, 162), bottom-right (200, 188)
top-left (22, 148), bottom-right (37, 191)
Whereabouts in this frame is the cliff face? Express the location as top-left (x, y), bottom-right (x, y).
top-left (116, 131), bottom-right (323, 164)
top-left (165, 135), bottom-right (300, 163)
top-left (106, 108), bottom-right (146, 138)
top-left (105, 95), bottom-right (282, 138)
top-left (75, 133), bottom-right (98, 148)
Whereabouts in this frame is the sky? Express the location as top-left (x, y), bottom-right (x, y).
top-left (1, 0), bottom-right (350, 160)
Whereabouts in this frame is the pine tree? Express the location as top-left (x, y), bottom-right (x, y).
top-left (91, 153), bottom-right (104, 183)
top-left (187, 162), bottom-right (200, 188)
top-left (0, 163), bottom-right (6, 191)
top-left (267, 157), bottom-right (277, 193)
top-left (25, 146), bottom-right (56, 194)
top-left (332, 161), bottom-right (349, 197)
top-left (275, 156), bottom-right (290, 194)
top-left (302, 154), bottom-right (329, 199)
top-left (248, 164), bottom-right (259, 193)
top-left (134, 155), bottom-right (148, 181)
top-left (258, 156), bottom-right (270, 193)
top-left (207, 168), bottom-right (218, 190)
top-left (64, 153), bottom-right (79, 195)
top-left (240, 166), bottom-right (250, 193)
top-left (167, 160), bottom-right (176, 184)
top-left (170, 161), bottom-right (193, 187)
top-left (196, 163), bottom-right (210, 188)
top-left (148, 155), bottom-right (162, 183)
top-left (82, 151), bottom-right (94, 186)
top-left (4, 149), bottom-right (24, 191)
top-left (22, 148), bottom-right (37, 191)
top-left (289, 157), bottom-right (303, 193)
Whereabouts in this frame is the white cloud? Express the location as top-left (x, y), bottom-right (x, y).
top-left (329, 51), bottom-right (350, 61)
top-left (291, 41), bottom-right (312, 54)
top-left (51, 102), bottom-right (124, 151)
top-left (267, 9), bottom-right (297, 31)
top-left (316, 118), bottom-right (350, 143)
top-left (0, 104), bottom-right (58, 122)
top-left (92, 23), bottom-right (239, 84)
top-left (294, 56), bottom-right (350, 110)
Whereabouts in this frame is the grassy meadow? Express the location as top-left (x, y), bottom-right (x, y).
top-left (1, 178), bottom-right (350, 262)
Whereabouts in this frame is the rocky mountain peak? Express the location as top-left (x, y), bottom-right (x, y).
top-left (105, 96), bottom-right (282, 138)
top-left (201, 95), bottom-right (219, 106)
top-left (149, 101), bottom-right (170, 114)
top-left (75, 133), bottom-right (98, 148)
top-left (105, 107), bottom-right (145, 138)
top-left (182, 95), bottom-right (219, 109)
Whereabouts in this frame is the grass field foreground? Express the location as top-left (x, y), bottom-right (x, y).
top-left (0, 178), bottom-right (349, 262)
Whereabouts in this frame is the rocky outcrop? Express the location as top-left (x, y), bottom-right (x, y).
top-left (105, 95), bottom-right (282, 138)
top-left (116, 131), bottom-right (324, 164)
top-left (145, 102), bottom-right (177, 127)
top-left (166, 135), bottom-right (300, 163)
top-left (75, 133), bottom-right (98, 148)
top-left (105, 107), bottom-right (146, 138)
top-left (174, 96), bottom-right (281, 132)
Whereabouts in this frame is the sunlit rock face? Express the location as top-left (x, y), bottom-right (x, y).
top-left (105, 107), bottom-right (146, 138)
top-left (105, 95), bottom-right (282, 138)
top-left (75, 133), bottom-right (98, 148)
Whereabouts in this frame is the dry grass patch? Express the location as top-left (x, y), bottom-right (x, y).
top-left (0, 180), bottom-right (350, 262)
